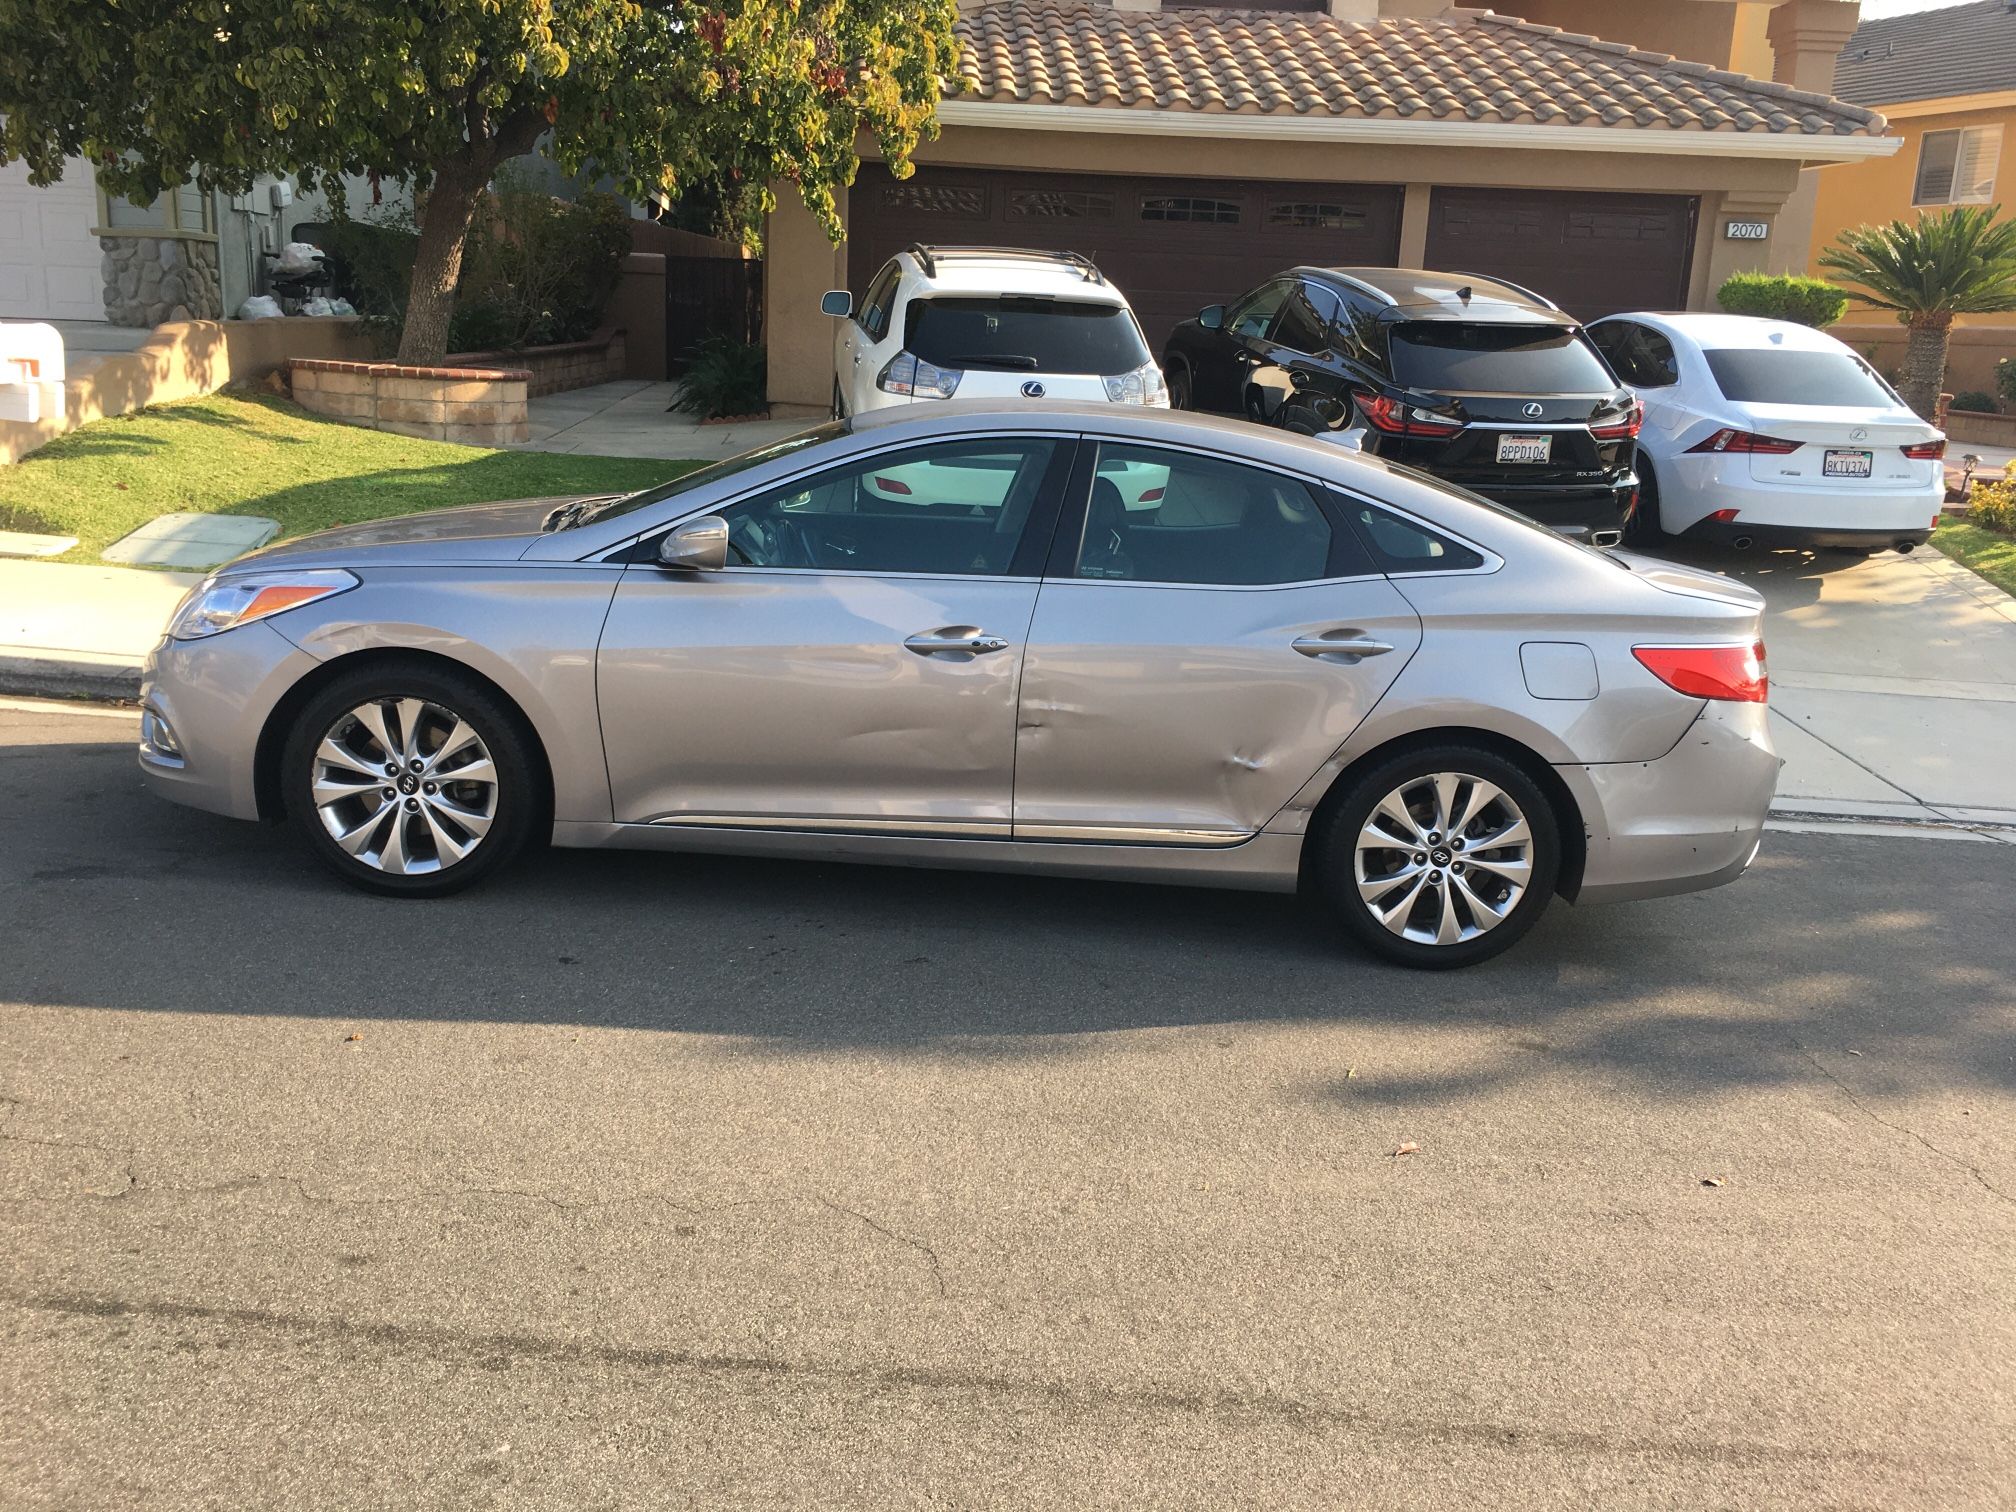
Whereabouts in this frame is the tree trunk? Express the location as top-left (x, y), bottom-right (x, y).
top-left (1899, 314), bottom-right (1953, 422)
top-left (396, 158), bottom-right (490, 367)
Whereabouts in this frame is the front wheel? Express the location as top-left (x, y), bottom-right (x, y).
top-left (1317, 747), bottom-right (1560, 969)
top-left (1165, 364), bottom-right (1192, 412)
top-left (830, 377), bottom-right (846, 421)
top-left (282, 664), bottom-right (539, 897)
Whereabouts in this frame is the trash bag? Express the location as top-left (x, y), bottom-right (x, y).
top-left (237, 295), bottom-right (285, 320)
top-left (274, 241), bottom-right (324, 272)
top-left (299, 296), bottom-right (337, 317)
top-left (329, 298), bottom-right (356, 317)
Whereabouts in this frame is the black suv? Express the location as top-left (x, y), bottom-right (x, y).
top-left (1161, 268), bottom-right (1642, 539)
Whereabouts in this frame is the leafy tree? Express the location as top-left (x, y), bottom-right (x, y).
top-left (0, 0), bottom-right (957, 364)
top-left (1820, 205), bottom-right (2016, 419)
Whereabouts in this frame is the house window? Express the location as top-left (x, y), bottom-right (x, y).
top-left (1141, 196), bottom-right (1240, 224)
top-left (1268, 202), bottom-right (1367, 231)
top-left (881, 184), bottom-right (986, 217)
top-left (1009, 189), bottom-right (1114, 220)
top-left (99, 183), bottom-right (217, 236)
top-left (1912, 126), bottom-right (2001, 207)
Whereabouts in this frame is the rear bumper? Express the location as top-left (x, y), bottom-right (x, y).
top-left (1563, 698), bottom-right (1780, 907)
top-left (1680, 517), bottom-right (1933, 552)
top-left (1659, 464), bottom-right (1942, 544)
top-left (1466, 476), bottom-right (1636, 538)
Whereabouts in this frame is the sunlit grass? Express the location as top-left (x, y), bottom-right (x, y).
top-left (1933, 518), bottom-right (2016, 598)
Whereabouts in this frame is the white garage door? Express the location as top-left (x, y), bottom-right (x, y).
top-left (0, 155), bottom-right (104, 322)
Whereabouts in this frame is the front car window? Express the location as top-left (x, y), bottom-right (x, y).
top-left (1389, 323), bottom-right (1617, 394)
top-left (1702, 348), bottom-right (1900, 408)
top-left (712, 437), bottom-right (1062, 576)
top-left (1075, 444), bottom-right (1341, 586)
top-left (903, 297), bottom-right (1151, 376)
top-left (550, 426), bottom-right (845, 531)
top-left (860, 263), bottom-right (902, 340)
top-left (1226, 282), bottom-right (1291, 341)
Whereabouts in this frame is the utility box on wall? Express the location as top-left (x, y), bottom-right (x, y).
top-left (0, 322), bottom-right (65, 424)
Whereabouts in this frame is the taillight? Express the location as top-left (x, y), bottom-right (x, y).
top-left (1632, 640), bottom-right (1768, 703)
top-left (876, 351), bottom-right (962, 400)
top-left (1355, 392), bottom-right (1462, 437)
top-left (1900, 438), bottom-right (1946, 461)
top-left (1687, 428), bottom-right (1800, 455)
top-left (1590, 400), bottom-right (1642, 440)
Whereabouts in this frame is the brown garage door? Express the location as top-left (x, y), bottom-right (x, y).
top-left (1425, 187), bottom-right (1697, 320)
top-left (847, 165), bottom-right (1402, 350)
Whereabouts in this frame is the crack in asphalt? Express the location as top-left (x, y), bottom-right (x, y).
top-left (4, 1289), bottom-right (1955, 1474)
top-left (1790, 1039), bottom-right (2013, 1207)
top-left (818, 1196), bottom-right (949, 1299)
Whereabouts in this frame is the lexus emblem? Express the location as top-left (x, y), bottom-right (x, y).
top-left (1021, 380), bottom-right (1047, 399)
top-left (1850, 426), bottom-right (1869, 441)
top-left (1522, 402), bottom-right (1544, 419)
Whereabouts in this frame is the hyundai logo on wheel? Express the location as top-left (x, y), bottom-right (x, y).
top-left (1522, 402), bottom-right (1544, 419)
top-left (1021, 380), bottom-right (1046, 399)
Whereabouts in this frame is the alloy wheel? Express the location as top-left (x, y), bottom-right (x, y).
top-left (1352, 771), bottom-right (1533, 946)
top-left (310, 697), bottom-right (498, 875)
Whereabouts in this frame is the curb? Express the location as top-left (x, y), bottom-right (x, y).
top-left (0, 652), bottom-right (143, 703)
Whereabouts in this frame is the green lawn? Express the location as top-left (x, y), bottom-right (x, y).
top-left (1933, 519), bottom-right (2016, 599)
top-left (0, 392), bottom-right (701, 564)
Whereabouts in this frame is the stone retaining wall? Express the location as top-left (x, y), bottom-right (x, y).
top-left (449, 328), bottom-right (627, 397)
top-left (289, 360), bottom-right (530, 446)
top-left (1945, 408), bottom-right (2016, 450)
top-left (101, 237), bottom-right (223, 326)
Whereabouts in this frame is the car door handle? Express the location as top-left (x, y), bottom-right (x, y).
top-left (1235, 351), bottom-right (1258, 365)
top-left (1293, 634), bottom-right (1394, 663)
top-left (905, 628), bottom-right (1011, 657)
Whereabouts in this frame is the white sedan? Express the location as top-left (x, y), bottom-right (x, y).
top-left (1587, 312), bottom-right (1945, 554)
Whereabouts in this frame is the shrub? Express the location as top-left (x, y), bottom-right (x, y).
top-left (1971, 479), bottom-right (2016, 534)
top-left (1997, 356), bottom-right (2016, 407)
top-left (671, 336), bottom-right (767, 419)
top-left (1716, 273), bottom-right (1850, 328)
top-left (1953, 389), bottom-right (2000, 413)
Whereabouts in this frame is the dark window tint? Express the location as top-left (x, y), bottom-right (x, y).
top-left (1142, 196), bottom-right (1240, 224)
top-left (1590, 322), bottom-right (1677, 388)
top-left (1272, 289), bottom-right (1329, 354)
top-left (1344, 500), bottom-right (1485, 574)
top-left (859, 262), bottom-right (901, 341)
top-left (1389, 323), bottom-right (1616, 394)
top-left (713, 438), bottom-right (1060, 576)
top-left (903, 298), bottom-right (1150, 376)
top-left (1076, 445), bottom-right (1341, 585)
top-left (1226, 282), bottom-right (1290, 341)
top-left (1702, 348), bottom-right (1898, 408)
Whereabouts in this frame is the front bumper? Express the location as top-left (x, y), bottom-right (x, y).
top-left (1564, 698), bottom-right (1780, 907)
top-left (137, 621), bottom-right (322, 821)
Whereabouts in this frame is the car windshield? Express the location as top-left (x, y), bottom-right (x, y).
top-left (544, 425), bottom-right (846, 530)
top-left (1703, 348), bottom-right (1899, 408)
top-left (904, 297), bottom-right (1151, 376)
top-left (1389, 323), bottom-right (1616, 395)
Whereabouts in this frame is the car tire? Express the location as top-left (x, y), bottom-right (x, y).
top-left (1624, 459), bottom-right (1666, 545)
top-left (1166, 364), bottom-right (1192, 412)
top-left (1316, 745), bottom-right (1560, 970)
top-left (282, 662), bottom-right (540, 898)
top-left (830, 378), bottom-right (846, 421)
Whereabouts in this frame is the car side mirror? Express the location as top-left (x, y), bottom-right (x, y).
top-left (658, 515), bottom-right (730, 572)
top-left (1197, 304), bottom-right (1225, 331)
top-left (819, 289), bottom-right (853, 318)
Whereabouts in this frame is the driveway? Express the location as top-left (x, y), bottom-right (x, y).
top-left (2, 700), bottom-right (2013, 1509)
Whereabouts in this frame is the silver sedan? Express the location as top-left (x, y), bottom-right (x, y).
top-left (138, 402), bottom-right (1778, 967)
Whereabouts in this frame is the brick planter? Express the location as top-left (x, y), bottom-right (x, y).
top-left (1944, 408), bottom-right (2016, 450)
top-left (289, 360), bottom-right (530, 446)
top-left (449, 328), bottom-right (627, 397)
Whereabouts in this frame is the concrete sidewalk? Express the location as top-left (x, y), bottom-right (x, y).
top-left (2, 542), bottom-right (2012, 828)
top-left (517, 379), bottom-right (814, 458)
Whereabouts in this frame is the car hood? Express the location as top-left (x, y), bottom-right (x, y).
top-left (220, 496), bottom-right (603, 573)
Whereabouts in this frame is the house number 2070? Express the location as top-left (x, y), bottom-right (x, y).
top-left (1725, 220), bottom-right (1769, 240)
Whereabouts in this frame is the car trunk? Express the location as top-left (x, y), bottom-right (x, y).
top-left (1735, 406), bottom-right (1937, 487)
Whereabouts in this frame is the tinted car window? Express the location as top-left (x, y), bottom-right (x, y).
top-left (1703, 348), bottom-right (1898, 408)
top-left (860, 262), bottom-right (901, 341)
top-left (1592, 322), bottom-right (1679, 388)
top-left (713, 438), bottom-right (1060, 576)
top-left (1343, 499), bottom-right (1485, 574)
top-left (904, 298), bottom-right (1150, 376)
top-left (1226, 282), bottom-right (1290, 341)
top-left (1272, 287), bottom-right (1329, 354)
top-left (1389, 323), bottom-right (1616, 394)
top-left (1077, 445), bottom-right (1338, 586)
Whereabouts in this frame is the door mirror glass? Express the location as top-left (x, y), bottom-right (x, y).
top-left (1197, 304), bottom-right (1225, 331)
top-left (658, 515), bottom-right (730, 571)
top-left (819, 289), bottom-right (853, 318)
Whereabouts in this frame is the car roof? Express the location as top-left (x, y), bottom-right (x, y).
top-left (1300, 267), bottom-right (1573, 326)
top-left (894, 246), bottom-right (1129, 305)
top-left (1601, 310), bottom-right (1858, 354)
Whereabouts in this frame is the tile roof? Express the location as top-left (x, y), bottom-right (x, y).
top-left (954, 2), bottom-right (1887, 137)
top-left (1834, 0), bottom-right (2016, 107)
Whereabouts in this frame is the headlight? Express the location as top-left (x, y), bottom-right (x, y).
top-left (1103, 362), bottom-right (1169, 407)
top-left (167, 569), bottom-right (359, 641)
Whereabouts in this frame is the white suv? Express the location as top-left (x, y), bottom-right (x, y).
top-left (820, 245), bottom-right (1168, 418)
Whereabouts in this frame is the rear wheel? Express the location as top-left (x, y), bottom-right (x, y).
top-left (282, 664), bottom-right (539, 897)
top-left (830, 378), bottom-right (846, 421)
top-left (1624, 459), bottom-right (1666, 545)
top-left (1317, 746), bottom-right (1560, 969)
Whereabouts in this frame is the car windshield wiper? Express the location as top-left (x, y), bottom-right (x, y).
top-left (946, 353), bottom-right (1041, 370)
top-left (542, 494), bottom-right (627, 532)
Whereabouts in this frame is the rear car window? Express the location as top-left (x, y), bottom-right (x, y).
top-left (1703, 348), bottom-right (1898, 408)
top-left (1389, 323), bottom-right (1616, 395)
top-left (904, 297), bottom-right (1151, 376)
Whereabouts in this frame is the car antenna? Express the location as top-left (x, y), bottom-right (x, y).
top-left (1456, 284), bottom-right (1473, 303)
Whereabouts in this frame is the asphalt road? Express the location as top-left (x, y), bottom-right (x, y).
top-left (3, 700), bottom-right (2013, 1510)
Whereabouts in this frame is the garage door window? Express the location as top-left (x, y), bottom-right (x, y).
top-left (1010, 189), bottom-right (1114, 221)
top-left (881, 184), bottom-right (986, 218)
top-left (1269, 202), bottom-right (1367, 231)
top-left (1141, 196), bottom-right (1240, 224)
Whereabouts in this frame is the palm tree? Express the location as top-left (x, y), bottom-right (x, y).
top-left (1820, 205), bottom-right (2016, 419)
